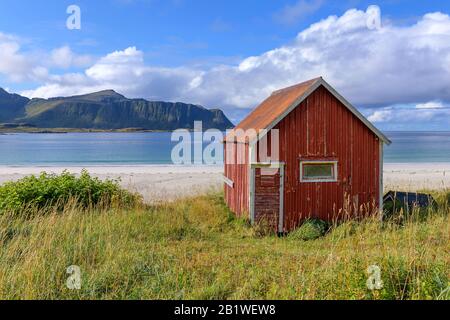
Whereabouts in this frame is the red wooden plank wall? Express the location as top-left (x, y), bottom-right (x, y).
top-left (224, 142), bottom-right (249, 217)
top-left (258, 85), bottom-right (380, 231)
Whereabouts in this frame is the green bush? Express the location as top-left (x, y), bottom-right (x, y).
top-left (0, 170), bottom-right (140, 214)
top-left (289, 218), bottom-right (329, 241)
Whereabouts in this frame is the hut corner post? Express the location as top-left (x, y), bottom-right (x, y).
top-left (379, 139), bottom-right (384, 220)
top-left (249, 143), bottom-right (256, 224)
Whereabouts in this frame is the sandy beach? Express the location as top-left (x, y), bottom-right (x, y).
top-left (0, 163), bottom-right (448, 203)
top-left (0, 165), bottom-right (224, 203)
top-left (383, 163), bottom-right (450, 192)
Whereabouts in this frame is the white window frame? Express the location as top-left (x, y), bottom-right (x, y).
top-left (300, 160), bottom-right (338, 183)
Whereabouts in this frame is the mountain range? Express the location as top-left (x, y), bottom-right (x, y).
top-left (0, 88), bottom-right (233, 131)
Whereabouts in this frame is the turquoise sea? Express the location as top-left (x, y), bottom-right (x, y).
top-left (0, 131), bottom-right (449, 166)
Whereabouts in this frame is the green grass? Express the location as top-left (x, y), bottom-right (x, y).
top-left (0, 178), bottom-right (448, 299)
top-left (289, 218), bottom-right (329, 241)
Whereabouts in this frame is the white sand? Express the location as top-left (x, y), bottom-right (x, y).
top-left (384, 163), bottom-right (450, 191)
top-left (0, 165), bottom-right (224, 203)
top-left (0, 163), bottom-right (448, 203)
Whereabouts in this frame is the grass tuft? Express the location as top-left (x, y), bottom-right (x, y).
top-left (289, 219), bottom-right (329, 241)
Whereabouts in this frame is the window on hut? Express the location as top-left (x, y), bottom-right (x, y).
top-left (300, 161), bottom-right (337, 182)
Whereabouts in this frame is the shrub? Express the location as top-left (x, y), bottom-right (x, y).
top-left (289, 218), bottom-right (329, 241)
top-left (0, 170), bottom-right (141, 214)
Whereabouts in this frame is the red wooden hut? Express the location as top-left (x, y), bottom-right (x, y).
top-left (223, 77), bottom-right (391, 232)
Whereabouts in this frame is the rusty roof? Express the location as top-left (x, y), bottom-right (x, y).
top-left (225, 77), bottom-right (391, 145)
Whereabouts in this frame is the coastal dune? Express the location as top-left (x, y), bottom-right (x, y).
top-left (0, 163), bottom-right (448, 203)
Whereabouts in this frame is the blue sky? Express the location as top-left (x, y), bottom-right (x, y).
top-left (1, 0), bottom-right (450, 130)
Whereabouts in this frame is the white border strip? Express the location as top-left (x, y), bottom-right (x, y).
top-left (379, 140), bottom-right (384, 219)
top-left (278, 164), bottom-right (285, 233)
top-left (223, 175), bottom-right (234, 188)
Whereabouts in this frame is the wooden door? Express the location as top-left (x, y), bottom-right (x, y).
top-left (252, 165), bottom-right (285, 232)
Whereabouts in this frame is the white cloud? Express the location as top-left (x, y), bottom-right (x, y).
top-left (50, 46), bottom-right (92, 69)
top-left (366, 102), bottom-right (450, 130)
top-left (367, 108), bottom-right (393, 122)
top-left (0, 32), bottom-right (32, 81)
top-left (21, 47), bottom-right (201, 100)
top-left (415, 101), bottom-right (444, 109)
top-left (8, 5), bottom-right (450, 129)
top-left (0, 33), bottom-right (93, 82)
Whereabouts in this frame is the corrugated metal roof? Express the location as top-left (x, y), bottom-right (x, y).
top-left (226, 78), bottom-right (320, 143)
top-left (225, 77), bottom-right (391, 145)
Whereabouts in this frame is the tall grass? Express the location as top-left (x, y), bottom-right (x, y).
top-left (0, 190), bottom-right (448, 300)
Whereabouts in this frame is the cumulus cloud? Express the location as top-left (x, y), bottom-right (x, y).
top-left (22, 47), bottom-right (200, 100)
top-left (6, 5), bottom-right (450, 129)
top-left (0, 32), bottom-right (93, 83)
top-left (50, 46), bottom-right (92, 69)
top-left (367, 108), bottom-right (393, 123)
top-left (20, 6), bottom-right (450, 114)
top-left (367, 102), bottom-right (450, 130)
top-left (0, 32), bottom-right (33, 82)
top-left (368, 101), bottom-right (449, 123)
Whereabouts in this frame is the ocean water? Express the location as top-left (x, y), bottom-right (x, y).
top-left (384, 132), bottom-right (450, 163)
top-left (0, 131), bottom-right (449, 166)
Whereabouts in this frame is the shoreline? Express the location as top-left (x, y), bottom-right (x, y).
top-left (0, 163), bottom-right (449, 173)
top-left (0, 164), bottom-right (224, 174)
top-left (0, 162), bottom-right (449, 167)
top-left (0, 163), bottom-right (448, 202)
top-left (0, 128), bottom-right (209, 134)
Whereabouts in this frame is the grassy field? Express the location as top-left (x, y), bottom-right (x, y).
top-left (0, 187), bottom-right (448, 300)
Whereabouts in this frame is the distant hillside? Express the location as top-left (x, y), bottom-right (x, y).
top-left (0, 88), bottom-right (234, 131)
top-left (0, 88), bottom-right (30, 122)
